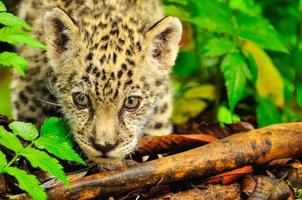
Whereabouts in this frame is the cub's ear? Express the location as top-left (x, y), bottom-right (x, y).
top-left (43, 8), bottom-right (79, 61)
top-left (146, 17), bottom-right (182, 69)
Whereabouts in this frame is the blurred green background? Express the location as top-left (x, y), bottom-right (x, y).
top-left (1, 0), bottom-right (302, 127)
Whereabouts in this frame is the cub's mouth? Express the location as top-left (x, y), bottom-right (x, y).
top-left (90, 138), bottom-right (120, 158)
top-left (88, 137), bottom-right (138, 159)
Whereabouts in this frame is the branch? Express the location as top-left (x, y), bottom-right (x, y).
top-left (42, 123), bottom-right (302, 199)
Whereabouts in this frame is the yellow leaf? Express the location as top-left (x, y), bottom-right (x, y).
top-left (183, 84), bottom-right (216, 100)
top-left (172, 99), bottom-right (207, 125)
top-left (243, 41), bottom-right (284, 107)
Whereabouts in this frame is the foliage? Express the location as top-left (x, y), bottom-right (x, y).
top-left (164, 0), bottom-right (302, 127)
top-left (0, 0), bottom-right (45, 76)
top-left (0, 118), bottom-right (85, 200)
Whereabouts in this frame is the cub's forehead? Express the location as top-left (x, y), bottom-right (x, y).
top-left (65, 5), bottom-right (158, 101)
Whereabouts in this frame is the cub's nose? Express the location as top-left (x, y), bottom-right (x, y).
top-left (91, 139), bottom-right (119, 157)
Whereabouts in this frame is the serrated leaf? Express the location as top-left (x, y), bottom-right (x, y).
top-left (9, 121), bottom-right (38, 141)
top-left (221, 52), bottom-right (251, 112)
top-left (257, 97), bottom-right (281, 127)
top-left (0, 52), bottom-right (28, 76)
top-left (0, 126), bottom-right (24, 153)
top-left (217, 106), bottom-right (241, 124)
top-left (236, 13), bottom-right (288, 53)
top-left (5, 167), bottom-right (47, 200)
top-left (35, 136), bottom-right (85, 164)
top-left (0, 27), bottom-right (46, 49)
top-left (37, 118), bottom-right (85, 164)
top-left (0, 1), bottom-right (6, 12)
top-left (183, 84), bottom-right (216, 100)
top-left (192, 0), bottom-right (233, 34)
top-left (40, 117), bottom-right (71, 140)
top-left (203, 38), bottom-right (237, 57)
top-left (21, 147), bottom-right (69, 186)
top-left (243, 41), bottom-right (284, 107)
top-left (0, 12), bottom-right (32, 30)
top-left (0, 151), bottom-right (7, 172)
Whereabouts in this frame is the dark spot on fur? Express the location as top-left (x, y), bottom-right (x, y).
top-left (19, 92), bottom-right (29, 104)
top-left (86, 52), bottom-right (93, 61)
top-left (127, 70), bottom-right (133, 77)
top-left (155, 122), bottom-right (163, 129)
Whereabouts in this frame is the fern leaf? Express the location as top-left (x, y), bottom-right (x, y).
top-left (0, 12), bottom-right (32, 30)
top-left (40, 118), bottom-right (71, 142)
top-left (21, 147), bottom-right (69, 186)
top-left (0, 151), bottom-right (7, 172)
top-left (9, 121), bottom-right (39, 141)
top-left (0, 1), bottom-right (6, 12)
top-left (5, 167), bottom-right (47, 200)
top-left (35, 136), bottom-right (85, 164)
top-left (35, 118), bottom-right (85, 164)
top-left (0, 126), bottom-right (24, 153)
top-left (0, 27), bottom-right (46, 49)
top-left (0, 52), bottom-right (28, 76)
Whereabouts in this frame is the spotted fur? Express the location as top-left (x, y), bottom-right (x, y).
top-left (13, 0), bottom-right (182, 163)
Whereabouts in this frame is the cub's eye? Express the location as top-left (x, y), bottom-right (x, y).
top-left (123, 96), bottom-right (142, 111)
top-left (72, 92), bottom-right (90, 109)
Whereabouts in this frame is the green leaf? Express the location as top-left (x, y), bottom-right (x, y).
top-left (193, 0), bottom-right (233, 34)
top-left (297, 82), bottom-right (302, 107)
top-left (229, 0), bottom-right (261, 16)
top-left (221, 52), bottom-right (251, 112)
top-left (5, 167), bottom-right (47, 200)
top-left (202, 38), bottom-right (237, 57)
top-left (164, 5), bottom-right (190, 20)
top-left (0, 151), bottom-right (7, 172)
top-left (21, 147), bottom-right (69, 186)
top-left (217, 105), bottom-right (241, 124)
top-left (0, 52), bottom-right (28, 76)
top-left (0, 27), bottom-right (46, 49)
top-left (9, 121), bottom-right (39, 141)
top-left (36, 118), bottom-right (85, 164)
top-left (164, 0), bottom-right (189, 6)
top-left (236, 13), bottom-right (288, 53)
top-left (0, 1), bottom-right (6, 12)
top-left (35, 136), bottom-right (85, 164)
top-left (173, 51), bottom-right (199, 78)
top-left (0, 126), bottom-right (24, 153)
top-left (0, 12), bottom-right (32, 30)
top-left (40, 118), bottom-right (71, 143)
top-left (257, 97), bottom-right (281, 127)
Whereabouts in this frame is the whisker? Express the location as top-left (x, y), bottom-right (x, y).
top-left (37, 98), bottom-right (62, 107)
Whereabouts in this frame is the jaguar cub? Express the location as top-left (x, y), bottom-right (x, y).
top-left (13, 0), bottom-right (182, 163)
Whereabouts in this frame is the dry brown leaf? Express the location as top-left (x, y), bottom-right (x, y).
top-left (207, 166), bottom-right (253, 185)
top-left (241, 175), bottom-right (257, 195)
top-left (137, 134), bottom-right (218, 155)
top-left (176, 121), bottom-right (254, 139)
top-left (269, 158), bottom-right (296, 167)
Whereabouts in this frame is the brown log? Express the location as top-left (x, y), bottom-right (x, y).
top-left (44, 123), bottom-right (302, 199)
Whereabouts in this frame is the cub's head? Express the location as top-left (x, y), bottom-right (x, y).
top-left (43, 7), bottom-right (182, 162)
